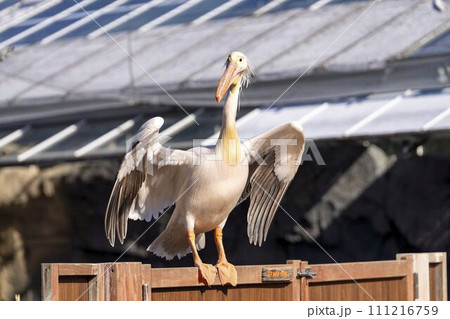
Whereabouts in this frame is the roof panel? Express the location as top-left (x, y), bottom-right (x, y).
top-left (0, 76), bottom-right (32, 102)
top-left (327, 1), bottom-right (450, 69)
top-left (13, 38), bottom-right (110, 91)
top-left (15, 0), bottom-right (116, 45)
top-left (263, 0), bottom-right (421, 75)
top-left (138, 13), bottom-right (289, 85)
top-left (82, 22), bottom-right (221, 91)
top-left (356, 91), bottom-right (450, 136)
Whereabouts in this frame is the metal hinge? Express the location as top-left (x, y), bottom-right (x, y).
top-left (297, 268), bottom-right (317, 279)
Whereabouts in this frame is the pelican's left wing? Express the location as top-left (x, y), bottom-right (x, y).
top-left (240, 121), bottom-right (305, 246)
top-left (105, 117), bottom-right (193, 246)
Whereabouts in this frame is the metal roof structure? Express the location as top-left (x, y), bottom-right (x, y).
top-left (0, 0), bottom-right (449, 166)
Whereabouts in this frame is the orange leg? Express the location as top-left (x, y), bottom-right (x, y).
top-left (214, 228), bottom-right (238, 286)
top-left (188, 230), bottom-right (216, 286)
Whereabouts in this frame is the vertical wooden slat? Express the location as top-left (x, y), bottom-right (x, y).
top-left (300, 261), bottom-right (310, 301)
top-left (286, 260), bottom-right (301, 301)
top-left (41, 264), bottom-right (59, 301)
top-left (404, 256), bottom-right (415, 301)
top-left (95, 263), bottom-right (109, 301)
top-left (428, 253), bottom-right (447, 301)
top-left (441, 253), bottom-right (448, 301)
top-left (397, 253), bottom-right (431, 300)
top-left (108, 262), bottom-right (142, 301)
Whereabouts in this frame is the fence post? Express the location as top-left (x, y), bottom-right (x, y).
top-left (397, 253), bottom-right (429, 300)
top-left (286, 260), bottom-right (301, 301)
top-left (299, 261), bottom-right (310, 301)
top-left (107, 262), bottom-right (143, 301)
top-left (41, 264), bottom-right (59, 301)
top-left (397, 252), bottom-right (447, 301)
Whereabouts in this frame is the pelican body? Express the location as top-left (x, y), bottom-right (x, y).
top-left (105, 52), bottom-right (305, 286)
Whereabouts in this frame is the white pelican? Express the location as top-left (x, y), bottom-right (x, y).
top-left (105, 52), bottom-right (305, 286)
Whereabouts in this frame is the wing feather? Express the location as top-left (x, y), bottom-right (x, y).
top-left (105, 117), bottom-right (192, 246)
top-left (241, 121), bottom-right (305, 246)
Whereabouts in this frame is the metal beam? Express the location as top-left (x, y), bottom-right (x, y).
top-left (191, 0), bottom-right (243, 25)
top-left (298, 102), bottom-right (329, 125)
top-left (422, 107), bottom-right (450, 131)
top-left (0, 126), bottom-right (29, 149)
top-left (40, 0), bottom-right (129, 44)
top-left (0, 0), bottom-right (96, 50)
top-left (0, 0), bottom-right (62, 33)
top-left (253, 0), bottom-right (288, 16)
top-left (343, 90), bottom-right (413, 137)
top-left (17, 121), bottom-right (84, 162)
top-left (159, 109), bottom-right (204, 138)
top-left (139, 0), bottom-right (203, 32)
top-left (309, 0), bottom-right (335, 12)
top-left (87, 0), bottom-right (164, 39)
top-left (74, 116), bottom-right (141, 158)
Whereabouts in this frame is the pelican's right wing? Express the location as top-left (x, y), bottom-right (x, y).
top-left (105, 117), bottom-right (193, 246)
top-left (240, 121), bottom-right (305, 246)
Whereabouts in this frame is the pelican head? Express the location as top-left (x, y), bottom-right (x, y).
top-left (216, 51), bottom-right (254, 103)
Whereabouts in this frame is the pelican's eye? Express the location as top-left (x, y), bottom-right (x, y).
top-left (239, 58), bottom-right (243, 62)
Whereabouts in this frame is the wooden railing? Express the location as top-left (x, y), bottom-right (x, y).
top-left (41, 253), bottom-right (447, 301)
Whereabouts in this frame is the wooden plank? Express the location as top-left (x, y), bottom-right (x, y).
top-left (309, 277), bottom-right (409, 301)
top-left (109, 263), bottom-right (142, 301)
top-left (58, 264), bottom-right (98, 276)
top-left (151, 264), bottom-right (292, 288)
top-left (286, 260), bottom-right (301, 301)
top-left (428, 252), bottom-right (445, 263)
top-left (299, 261), bottom-right (310, 301)
top-left (95, 263), bottom-right (112, 301)
top-left (442, 253), bottom-right (448, 301)
top-left (404, 256), bottom-right (415, 301)
top-left (41, 264), bottom-right (59, 301)
top-left (151, 283), bottom-right (292, 301)
top-left (427, 252), bottom-right (447, 301)
top-left (58, 276), bottom-right (91, 301)
top-left (397, 253), bottom-right (431, 300)
top-left (310, 260), bottom-right (411, 283)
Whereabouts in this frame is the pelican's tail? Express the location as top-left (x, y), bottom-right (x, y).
top-left (148, 225), bottom-right (205, 261)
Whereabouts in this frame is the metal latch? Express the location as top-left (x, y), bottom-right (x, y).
top-left (297, 268), bottom-right (317, 279)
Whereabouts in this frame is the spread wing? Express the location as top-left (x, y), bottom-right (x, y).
top-left (105, 117), bottom-right (193, 246)
top-left (240, 121), bottom-right (305, 246)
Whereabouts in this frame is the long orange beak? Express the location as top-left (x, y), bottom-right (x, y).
top-left (216, 62), bottom-right (238, 103)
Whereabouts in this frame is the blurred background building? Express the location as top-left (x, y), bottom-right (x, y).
top-left (0, 0), bottom-right (449, 300)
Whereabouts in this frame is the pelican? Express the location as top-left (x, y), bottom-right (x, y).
top-left (105, 52), bottom-right (305, 286)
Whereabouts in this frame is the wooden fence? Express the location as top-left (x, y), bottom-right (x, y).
top-left (41, 253), bottom-right (447, 301)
